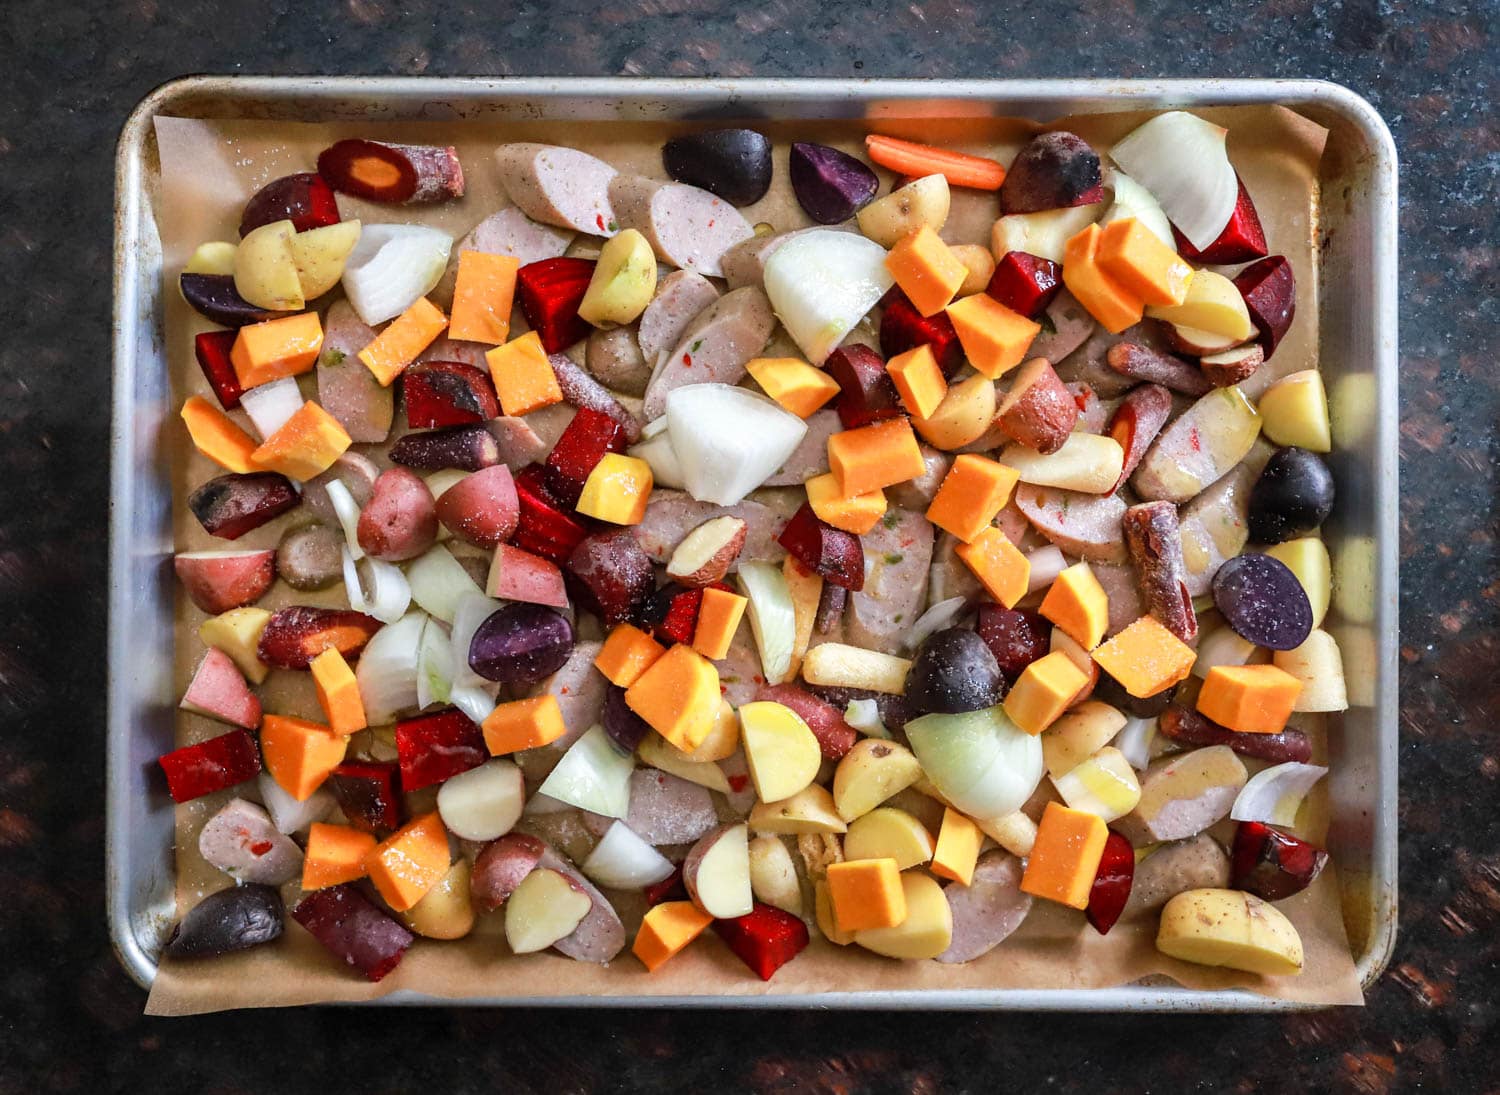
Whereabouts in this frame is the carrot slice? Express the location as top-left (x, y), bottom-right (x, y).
top-left (864, 135), bottom-right (1007, 191)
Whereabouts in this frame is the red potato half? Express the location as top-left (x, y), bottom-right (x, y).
top-left (683, 822), bottom-right (754, 920)
top-left (433, 465), bottom-right (520, 547)
top-left (469, 833), bottom-right (547, 912)
top-left (995, 358), bottom-right (1078, 454)
top-left (486, 544), bottom-right (568, 608)
top-left (665, 516), bottom-right (747, 587)
top-left (357, 468), bottom-right (439, 562)
top-left (174, 549), bottom-right (275, 614)
top-left (180, 647), bottom-right (261, 729)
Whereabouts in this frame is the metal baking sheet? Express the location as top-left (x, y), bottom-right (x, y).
top-left (109, 76), bottom-right (1398, 1009)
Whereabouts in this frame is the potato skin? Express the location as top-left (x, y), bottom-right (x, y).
top-left (1156, 887), bottom-right (1304, 976)
top-left (357, 468), bottom-right (439, 561)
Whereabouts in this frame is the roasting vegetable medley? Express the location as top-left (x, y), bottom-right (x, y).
top-left (164, 116), bottom-right (1346, 985)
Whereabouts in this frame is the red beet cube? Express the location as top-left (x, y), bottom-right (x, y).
top-left (566, 528), bottom-right (655, 625)
top-left (879, 289), bottom-right (964, 377)
top-left (291, 884), bottom-right (414, 982)
top-left (1231, 821), bottom-right (1329, 901)
top-left (326, 762), bottom-right (402, 833)
top-left (1085, 831), bottom-right (1135, 935)
top-left (986, 251), bottom-right (1062, 318)
top-left (643, 583), bottom-right (704, 644)
top-left (643, 865), bottom-right (687, 906)
top-left (712, 903), bottom-right (810, 981)
top-left (1232, 255), bottom-right (1297, 360)
top-left (401, 360), bottom-right (500, 429)
top-left (545, 407), bottom-right (628, 506)
top-left (513, 464), bottom-right (589, 563)
top-left (1173, 175), bottom-right (1268, 265)
top-left (776, 503), bottom-right (864, 591)
top-left (823, 344), bottom-right (901, 428)
top-left (976, 604), bottom-right (1050, 686)
top-left (394, 708), bottom-right (487, 791)
top-left (194, 330), bottom-right (244, 409)
top-left (158, 728), bottom-right (261, 803)
top-left (516, 257), bottom-right (596, 353)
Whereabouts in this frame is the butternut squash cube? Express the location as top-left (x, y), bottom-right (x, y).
top-left (826, 858), bottom-right (907, 932)
top-left (1062, 223), bottom-right (1145, 335)
top-left (481, 695), bottom-right (567, 755)
top-left (930, 808), bottom-right (984, 886)
top-left (805, 472), bottom-right (887, 535)
top-left (633, 900), bottom-right (715, 972)
top-left (692, 586), bottom-right (748, 661)
top-left (230, 311), bottom-right (324, 389)
top-left (943, 292), bottom-right (1041, 379)
top-left (954, 525), bottom-right (1030, 608)
top-left (180, 395), bottom-right (259, 474)
top-left (625, 643), bottom-right (722, 752)
top-left (594, 623), bottom-right (666, 688)
top-left (310, 647), bottom-right (367, 735)
top-left (486, 330), bottom-right (563, 417)
top-left (1039, 562), bottom-right (1110, 651)
top-left (925, 454), bottom-right (1019, 544)
top-left (249, 400), bottom-right (351, 481)
top-left (366, 812), bottom-right (451, 912)
top-left (746, 357), bottom-right (841, 418)
top-left (260, 714), bottom-right (347, 801)
top-left (358, 297), bottom-right (448, 386)
top-left (1004, 650), bottom-right (1090, 735)
top-left (827, 417), bottom-right (926, 497)
top-left (1091, 614), bottom-right (1197, 699)
top-left (449, 251), bottom-right (519, 345)
top-left (885, 225), bottom-right (968, 317)
top-left (1020, 801), bottom-right (1108, 909)
top-left (1096, 217), bottom-right (1193, 307)
top-left (1197, 664), bottom-right (1303, 734)
top-left (301, 822), bottom-right (376, 890)
top-left (885, 343), bottom-right (948, 419)
top-left (575, 452), bottom-right (653, 525)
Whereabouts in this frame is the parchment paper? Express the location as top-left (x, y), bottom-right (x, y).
top-left (145, 104), bottom-right (1360, 1014)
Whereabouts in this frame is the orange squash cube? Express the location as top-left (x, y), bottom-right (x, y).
top-left (930, 808), bottom-right (984, 887)
top-left (1039, 562), bottom-right (1110, 651)
top-left (231, 312), bottom-right (324, 390)
top-left (886, 344), bottom-right (948, 419)
top-left (954, 525), bottom-right (1030, 608)
top-left (826, 858), bottom-right (907, 932)
top-left (943, 292), bottom-right (1041, 379)
top-left (624, 643), bottom-right (721, 752)
top-left (358, 297), bottom-right (448, 386)
top-left (575, 453), bottom-right (653, 525)
top-left (301, 822), bottom-right (377, 890)
top-left (310, 647), bottom-right (367, 735)
top-left (925, 454), bottom-right (1019, 544)
top-left (449, 251), bottom-right (520, 345)
top-left (1097, 217), bottom-right (1193, 308)
top-left (1004, 651), bottom-right (1090, 735)
top-left (1091, 614), bottom-right (1197, 699)
top-left (180, 395), bottom-right (260, 473)
top-left (633, 900), bottom-right (715, 972)
top-left (486, 331), bottom-right (563, 417)
top-left (1062, 223), bottom-right (1145, 334)
top-left (827, 417), bottom-right (926, 497)
top-left (260, 714), bottom-right (348, 801)
top-left (805, 472), bottom-right (887, 535)
top-left (885, 226), bottom-right (968, 317)
top-left (595, 623), bottom-right (667, 688)
top-left (1197, 664), bottom-right (1303, 734)
top-left (249, 400), bottom-right (352, 481)
top-left (692, 586), bottom-right (748, 661)
top-left (366, 812), bottom-right (451, 912)
top-left (746, 357), bottom-right (841, 418)
top-left (481, 695), bottom-right (568, 755)
top-left (1020, 801), bottom-right (1109, 909)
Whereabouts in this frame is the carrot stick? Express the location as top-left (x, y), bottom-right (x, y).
top-left (864, 135), bottom-right (1007, 191)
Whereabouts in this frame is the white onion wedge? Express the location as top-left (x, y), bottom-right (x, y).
top-left (355, 611), bottom-right (427, 725)
top-left (1114, 716), bottom-right (1158, 771)
top-left (1024, 545), bottom-right (1069, 595)
top-left (537, 725), bottom-right (635, 819)
top-left (581, 821), bottom-right (676, 889)
top-left (843, 698), bottom-right (891, 740)
top-left (342, 547), bottom-right (411, 624)
top-left (627, 416), bottom-right (687, 490)
top-left (1108, 111), bottom-right (1237, 251)
top-left (239, 376), bottom-right (304, 440)
top-left (416, 615), bottom-right (454, 710)
top-left (449, 591), bottom-right (501, 690)
top-left (1193, 626), bottom-right (1258, 679)
top-left (341, 224), bottom-right (453, 326)
top-left (763, 229), bottom-right (892, 364)
top-left (406, 544), bottom-right (482, 624)
top-left (1231, 762), bottom-right (1328, 827)
top-left (256, 772), bottom-right (333, 835)
top-left (1100, 169), bottom-right (1175, 248)
top-left (903, 596), bottom-right (970, 653)
top-left (325, 479), bottom-right (365, 560)
top-left (905, 705), bottom-right (1043, 819)
top-left (665, 384), bottom-right (807, 505)
top-left (449, 682), bottom-right (499, 726)
top-left (736, 561), bottom-right (797, 686)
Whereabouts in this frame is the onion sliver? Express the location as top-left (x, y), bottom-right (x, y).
top-left (1108, 111), bottom-right (1237, 252)
top-left (354, 611), bottom-right (427, 726)
top-left (342, 547), bottom-right (411, 624)
top-left (1231, 762), bottom-right (1328, 826)
top-left (537, 725), bottom-right (635, 819)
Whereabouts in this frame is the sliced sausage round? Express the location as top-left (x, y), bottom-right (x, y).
top-left (607, 174), bottom-right (754, 278)
top-left (495, 143), bottom-right (620, 236)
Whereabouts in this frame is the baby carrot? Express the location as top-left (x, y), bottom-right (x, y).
top-left (864, 135), bottom-right (1007, 190)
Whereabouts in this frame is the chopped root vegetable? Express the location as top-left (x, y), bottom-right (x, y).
top-left (318, 139), bottom-right (465, 204)
top-left (863, 134), bottom-right (1007, 190)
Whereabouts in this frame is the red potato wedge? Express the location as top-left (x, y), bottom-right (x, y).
top-left (470, 833), bottom-right (547, 911)
top-left (317, 139), bottom-right (464, 204)
top-left (1200, 343), bottom-right (1264, 388)
top-left (1106, 383), bottom-right (1174, 491)
top-left (683, 823), bottom-right (753, 920)
top-left (535, 845), bottom-right (627, 962)
top-left (755, 683), bottom-right (858, 761)
top-left (486, 544), bottom-right (568, 608)
top-left (180, 647), bottom-right (262, 729)
top-left (357, 468), bottom-right (439, 562)
top-left (666, 516), bottom-right (748, 587)
top-left (257, 606), bottom-right (383, 670)
top-left (433, 465), bottom-right (520, 547)
top-left (174, 549), bottom-right (275, 614)
top-left (995, 358), bottom-right (1078, 454)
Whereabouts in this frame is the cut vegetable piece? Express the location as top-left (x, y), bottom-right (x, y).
top-left (174, 549), bottom-right (275, 616)
top-left (341, 224), bottom-right (453, 327)
top-left (1212, 552), bottom-right (1313, 650)
top-left (291, 883), bottom-right (413, 982)
top-left (1019, 801), bottom-right (1108, 909)
top-left (158, 729), bottom-right (261, 803)
top-left (1175, 175), bottom-right (1269, 264)
top-left (515, 256), bottom-right (596, 353)
top-left (289, 220), bottom-right (364, 300)
top-left (1003, 651), bottom-right (1089, 736)
top-left (448, 250), bottom-right (520, 345)
top-left (250, 401), bottom-right (351, 482)
top-left (736, 561), bottom-right (799, 686)
top-left (180, 396), bottom-right (259, 473)
top-left (1001, 432), bottom-right (1123, 495)
top-left (1131, 386), bottom-right (1262, 505)
top-left (1040, 562), bottom-right (1110, 650)
top-left (240, 172), bottom-right (340, 236)
top-left (825, 343), bottom-right (902, 428)
top-left (1258, 370), bottom-right (1331, 453)
top-left (1108, 112), bottom-right (1237, 252)
top-left (828, 416), bottom-right (925, 497)
top-left (366, 812), bottom-right (451, 912)
top-left (930, 808), bottom-right (983, 886)
top-left (1197, 664), bottom-right (1302, 734)
top-left (865, 134), bottom-right (1006, 190)
top-left (395, 707), bottom-right (486, 791)
top-left (745, 356), bottom-right (841, 419)
top-left (1231, 821), bottom-right (1328, 901)
top-left (1040, 699), bottom-right (1126, 778)
top-left (310, 647), bottom-right (366, 735)
top-left (853, 871), bottom-right (953, 960)
top-left (1061, 223), bottom-right (1143, 334)
top-left (954, 526), bottom-right (1030, 608)
top-left (1096, 217), bottom-right (1192, 307)
top-left (633, 900), bottom-right (715, 972)
top-left (944, 292), bottom-right (1041, 379)
top-left (1091, 615), bottom-right (1197, 699)
top-left (880, 287), bottom-right (964, 375)
top-left (302, 822), bottom-right (377, 890)
top-left (801, 643), bottom-right (911, 695)
top-left (885, 344), bottom-right (948, 419)
top-left (357, 297), bottom-right (448, 387)
top-left (194, 330), bottom-right (245, 408)
top-left (318, 139), bottom-right (464, 203)
top-left (577, 228), bottom-right (658, 328)
top-left (625, 643), bottom-right (722, 752)
top-left (239, 376), bottom-right (305, 442)
top-left (261, 714), bottom-right (348, 802)
top-left (788, 141), bottom-right (878, 223)
top-left (693, 586), bottom-right (748, 661)
top-left (905, 705), bottom-right (1042, 819)
top-left (885, 225), bottom-right (967, 317)
top-left (763, 230), bottom-right (893, 364)
top-left (827, 858), bottom-right (906, 931)
top-left (342, 549), bottom-right (412, 625)
top-left (1233, 255), bottom-right (1297, 359)
top-left (405, 543), bottom-right (482, 624)
top-left (665, 384), bottom-right (808, 506)
top-left (739, 701), bottom-right (822, 803)
top-left (538, 724), bottom-right (636, 819)
top-left (481, 694), bottom-right (567, 756)
top-left (1272, 629), bottom-right (1348, 712)
top-left (231, 312), bottom-right (324, 390)
top-left (1156, 888), bottom-right (1303, 975)
top-left (486, 331), bottom-right (564, 418)
top-left (1232, 761), bottom-right (1328, 827)
top-left (1052, 745), bottom-right (1140, 822)
top-left (1145, 270), bottom-right (1253, 342)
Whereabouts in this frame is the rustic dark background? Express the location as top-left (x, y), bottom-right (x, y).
top-left (2, 0), bottom-right (1495, 1091)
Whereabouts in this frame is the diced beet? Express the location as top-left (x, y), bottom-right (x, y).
top-left (755, 683), bottom-right (858, 760)
top-left (1230, 821), bottom-right (1329, 901)
top-left (776, 503), bottom-right (864, 591)
top-left (879, 289), bottom-right (963, 377)
top-left (603, 685), bottom-right (652, 753)
top-left (401, 361), bottom-right (501, 429)
top-left (823, 344), bottom-right (901, 428)
top-left (395, 708), bottom-right (487, 791)
top-left (516, 257), bottom-right (596, 353)
top-left (291, 884), bottom-right (414, 982)
top-left (712, 902), bottom-right (810, 980)
top-left (642, 583), bottom-right (703, 644)
top-left (179, 273), bottom-right (279, 328)
top-left (643, 864), bottom-right (687, 906)
top-left (1085, 831), bottom-right (1134, 935)
top-left (239, 172), bottom-right (341, 236)
top-left (566, 529), bottom-right (655, 625)
top-left (468, 602), bottom-right (575, 687)
top-left (986, 252), bottom-right (1062, 319)
top-left (327, 762), bottom-right (402, 832)
top-left (158, 728), bottom-right (262, 803)
top-left (317, 140), bottom-right (464, 205)
top-left (257, 605), bottom-right (384, 670)
top-left (1173, 175), bottom-right (1268, 265)
top-left (194, 330), bottom-right (244, 409)
top-left (389, 425), bottom-right (500, 472)
top-left (814, 581), bottom-right (847, 635)
top-left (998, 132), bottom-right (1103, 214)
top-left (545, 407), bottom-right (629, 506)
top-left (513, 464), bottom-right (590, 563)
top-left (975, 604), bottom-right (1050, 686)
top-left (1157, 705), bottom-right (1313, 764)
top-left (188, 472), bottom-right (299, 540)
top-left (1232, 255), bottom-right (1297, 359)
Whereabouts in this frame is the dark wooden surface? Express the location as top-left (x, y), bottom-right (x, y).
top-left (2, 1), bottom-right (1494, 1091)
